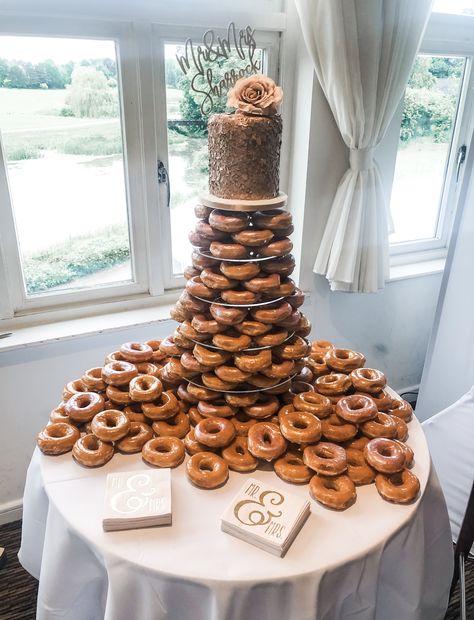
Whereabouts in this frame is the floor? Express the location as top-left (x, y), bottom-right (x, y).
top-left (0, 520), bottom-right (472, 619)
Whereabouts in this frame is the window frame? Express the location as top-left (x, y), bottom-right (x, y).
top-left (389, 13), bottom-right (474, 264)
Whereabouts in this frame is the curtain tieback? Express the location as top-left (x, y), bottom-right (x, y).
top-left (349, 147), bottom-right (375, 172)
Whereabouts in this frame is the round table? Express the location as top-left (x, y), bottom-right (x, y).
top-left (19, 415), bottom-right (453, 620)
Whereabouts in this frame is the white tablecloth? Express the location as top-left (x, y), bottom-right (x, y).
top-left (19, 416), bottom-right (453, 620)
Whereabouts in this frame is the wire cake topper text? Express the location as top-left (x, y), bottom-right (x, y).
top-left (176, 22), bottom-right (261, 116)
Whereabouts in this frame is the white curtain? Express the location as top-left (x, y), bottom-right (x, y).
top-left (294, 0), bottom-right (433, 292)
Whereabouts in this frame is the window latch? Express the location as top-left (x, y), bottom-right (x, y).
top-left (456, 145), bottom-right (467, 182)
top-left (157, 160), bottom-right (170, 208)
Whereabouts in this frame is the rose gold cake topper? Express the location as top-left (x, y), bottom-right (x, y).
top-left (176, 22), bottom-right (261, 115)
top-left (227, 75), bottom-right (283, 116)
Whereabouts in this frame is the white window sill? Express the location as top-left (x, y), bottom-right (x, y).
top-left (0, 299), bottom-right (178, 354)
top-left (388, 257), bottom-right (446, 282)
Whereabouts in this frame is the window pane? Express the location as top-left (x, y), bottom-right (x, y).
top-left (164, 43), bottom-right (264, 275)
top-left (389, 54), bottom-right (466, 245)
top-left (433, 0), bottom-right (474, 16)
top-left (0, 36), bottom-right (132, 296)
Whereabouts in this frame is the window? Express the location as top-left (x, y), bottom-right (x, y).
top-left (389, 54), bottom-right (468, 250)
top-left (0, 18), bottom-right (281, 322)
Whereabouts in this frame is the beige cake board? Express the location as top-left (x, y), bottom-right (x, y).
top-left (199, 192), bottom-right (287, 213)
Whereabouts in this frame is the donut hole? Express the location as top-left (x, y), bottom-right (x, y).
top-left (76, 395), bottom-right (93, 409)
top-left (322, 479), bottom-right (339, 491)
top-left (350, 400), bottom-right (366, 411)
top-left (335, 350), bottom-right (350, 360)
top-left (287, 457), bottom-right (302, 466)
top-left (105, 415), bottom-right (118, 428)
top-left (156, 445), bottom-right (171, 454)
top-left (389, 472), bottom-right (404, 486)
top-left (379, 447), bottom-right (393, 457)
top-left (85, 436), bottom-right (100, 451)
top-left (236, 446), bottom-right (245, 456)
top-left (361, 368), bottom-right (375, 379)
top-left (262, 432), bottom-right (273, 445)
top-left (199, 462), bottom-right (214, 472)
top-left (293, 420), bottom-right (308, 430)
top-left (206, 423), bottom-right (222, 435)
top-left (129, 427), bottom-right (141, 437)
top-left (48, 426), bottom-right (67, 438)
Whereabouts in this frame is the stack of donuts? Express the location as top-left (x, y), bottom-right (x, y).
top-left (37, 336), bottom-right (420, 511)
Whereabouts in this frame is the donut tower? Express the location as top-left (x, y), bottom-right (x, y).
top-left (162, 76), bottom-right (311, 416)
top-left (37, 76), bottom-right (421, 510)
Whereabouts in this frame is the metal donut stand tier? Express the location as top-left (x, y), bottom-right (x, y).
top-left (173, 192), bottom-right (307, 398)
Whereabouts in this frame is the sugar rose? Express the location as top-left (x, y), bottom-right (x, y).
top-left (227, 75), bottom-right (283, 116)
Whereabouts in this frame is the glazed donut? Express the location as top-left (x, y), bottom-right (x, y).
top-left (303, 442), bottom-right (347, 476)
top-left (321, 414), bottom-right (358, 443)
top-left (243, 273), bottom-right (280, 293)
top-left (261, 359), bottom-right (295, 379)
top-left (81, 367), bottom-right (106, 392)
top-left (142, 391), bottom-right (179, 420)
top-left (364, 438), bottom-right (406, 473)
top-left (136, 362), bottom-right (161, 378)
top-left (186, 276), bottom-right (218, 300)
top-left (184, 428), bottom-right (213, 455)
top-left (250, 301), bottom-right (292, 324)
top-left (209, 303), bottom-right (247, 326)
top-left (259, 237), bottom-right (293, 257)
top-left (129, 375), bottom-right (163, 402)
top-left (247, 422), bottom-right (287, 461)
top-left (201, 372), bottom-right (238, 391)
top-left (104, 351), bottom-right (125, 365)
top-left (279, 409), bottom-right (322, 444)
top-left (178, 383), bottom-right (199, 405)
top-left (212, 331), bottom-right (251, 352)
top-left (276, 309), bottom-right (301, 330)
top-left (271, 277), bottom-right (296, 297)
top-left (234, 320), bottom-right (271, 337)
top-left (221, 289), bottom-right (258, 305)
top-left (230, 411), bottom-right (258, 436)
top-left (116, 422), bottom-right (154, 454)
top-left (293, 391), bottom-right (332, 418)
top-left (152, 411), bottom-right (190, 439)
top-left (49, 402), bottom-right (72, 425)
top-left (221, 436), bottom-right (258, 472)
top-left (253, 328), bottom-right (289, 347)
top-left (193, 344), bottom-right (231, 367)
top-left (191, 313), bottom-right (227, 335)
top-left (246, 373), bottom-right (280, 389)
top-left (162, 358), bottom-right (196, 382)
top-left (309, 474), bottom-right (356, 510)
top-left (180, 351), bottom-right (213, 374)
top-left (274, 335), bottom-right (310, 360)
top-left (186, 382), bottom-right (222, 402)
top-left (293, 366), bottom-right (314, 385)
top-left (188, 231), bottom-right (210, 247)
top-left (260, 254), bottom-right (295, 276)
top-left (195, 219), bottom-right (228, 241)
top-left (65, 392), bottom-right (105, 423)
top-left (170, 304), bottom-right (188, 323)
top-left (120, 342), bottom-right (153, 363)
top-left (200, 268), bottom-right (237, 290)
top-left (394, 439), bottom-right (414, 468)
top-left (172, 329), bottom-right (195, 350)
top-left (295, 315), bottom-right (312, 338)
top-left (197, 400), bottom-right (237, 418)
top-left (142, 437), bottom-right (185, 468)
top-left (285, 381), bottom-right (314, 404)
top-left (220, 261), bottom-right (260, 281)
top-left (361, 412), bottom-right (398, 439)
top-left (253, 209), bottom-right (292, 231)
top-left (231, 228), bottom-right (274, 247)
top-left (186, 452), bottom-right (229, 489)
top-left (375, 469), bottom-right (420, 504)
top-left (194, 417), bottom-right (235, 448)
top-left (106, 385), bottom-right (132, 406)
top-left (144, 340), bottom-right (167, 364)
top-left (187, 407), bottom-right (204, 427)
top-left (194, 204), bottom-right (212, 219)
top-left (356, 389), bottom-right (394, 412)
top-left (234, 349), bottom-right (272, 373)
top-left (387, 399), bottom-right (413, 422)
top-left (350, 368), bottom-right (386, 394)
top-left (178, 291), bottom-right (208, 313)
top-left (345, 448), bottom-right (376, 486)
top-left (210, 241), bottom-right (249, 260)
top-left (72, 434), bottom-right (115, 467)
top-left (191, 251), bottom-right (215, 270)
top-left (344, 435), bottom-right (370, 451)
top-left (307, 353), bottom-right (330, 378)
top-left (208, 209), bottom-right (249, 232)
top-left (215, 364), bottom-right (251, 384)
top-left (184, 266), bottom-right (201, 280)
top-left (390, 415), bottom-right (409, 442)
top-left (243, 395), bottom-right (280, 419)
top-left (37, 423), bottom-right (81, 455)
top-left (274, 452), bottom-right (312, 484)
top-left (315, 373), bottom-right (352, 396)
top-left (335, 395), bottom-right (377, 423)
top-left (102, 361), bottom-right (138, 386)
top-left (123, 404), bottom-right (147, 423)
top-left (325, 348), bottom-right (366, 373)
top-left (91, 409), bottom-right (130, 442)
top-left (224, 391), bottom-right (259, 407)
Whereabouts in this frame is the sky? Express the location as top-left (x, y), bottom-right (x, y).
top-left (0, 36), bottom-right (116, 63)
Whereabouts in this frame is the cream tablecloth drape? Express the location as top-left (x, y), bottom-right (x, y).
top-left (19, 416), bottom-right (453, 620)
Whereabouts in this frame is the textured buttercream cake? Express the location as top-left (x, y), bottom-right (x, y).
top-left (208, 113), bottom-right (282, 200)
top-left (207, 75), bottom-right (283, 201)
